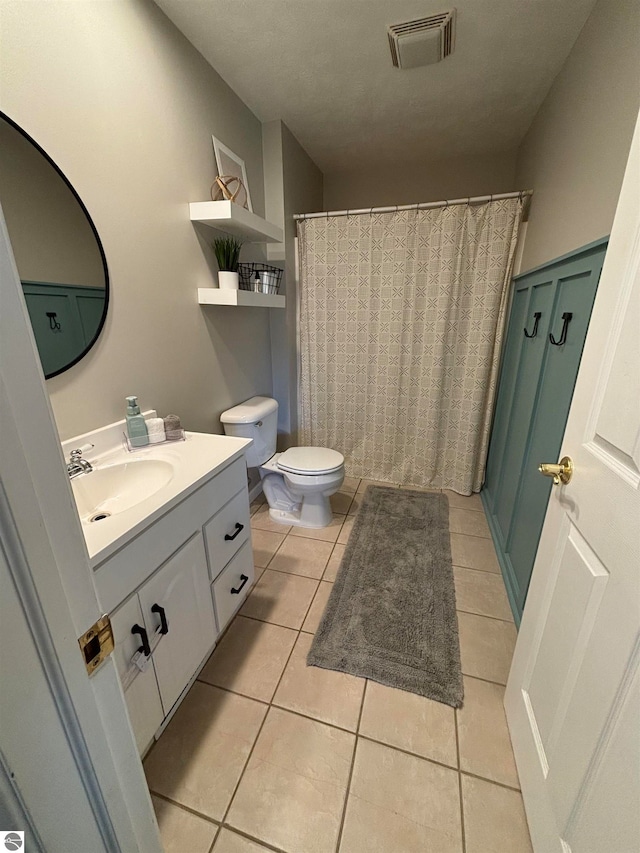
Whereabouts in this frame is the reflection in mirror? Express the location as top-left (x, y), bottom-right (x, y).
top-left (0, 113), bottom-right (108, 378)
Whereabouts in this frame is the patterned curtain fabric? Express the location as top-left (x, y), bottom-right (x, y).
top-left (297, 199), bottom-right (523, 494)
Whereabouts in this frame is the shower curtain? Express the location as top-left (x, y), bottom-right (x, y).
top-left (297, 198), bottom-right (523, 494)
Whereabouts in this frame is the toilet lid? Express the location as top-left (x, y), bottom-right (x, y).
top-left (277, 446), bottom-right (344, 475)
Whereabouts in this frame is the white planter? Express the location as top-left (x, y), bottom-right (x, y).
top-left (218, 271), bottom-right (239, 290)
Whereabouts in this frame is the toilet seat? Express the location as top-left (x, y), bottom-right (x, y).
top-left (277, 446), bottom-right (344, 476)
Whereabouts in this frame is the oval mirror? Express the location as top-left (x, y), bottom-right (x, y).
top-left (0, 112), bottom-right (109, 379)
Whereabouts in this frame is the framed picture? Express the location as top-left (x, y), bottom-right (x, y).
top-left (211, 136), bottom-right (252, 212)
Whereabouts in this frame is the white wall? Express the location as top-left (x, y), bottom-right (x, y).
top-left (323, 149), bottom-right (518, 210)
top-left (0, 0), bottom-right (273, 440)
top-left (516, 0), bottom-right (640, 272)
top-left (263, 120), bottom-right (323, 447)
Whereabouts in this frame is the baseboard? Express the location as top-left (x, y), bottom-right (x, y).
top-left (248, 481), bottom-right (263, 503)
top-left (480, 490), bottom-right (522, 628)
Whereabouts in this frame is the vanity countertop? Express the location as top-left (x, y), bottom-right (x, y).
top-left (65, 428), bottom-right (251, 567)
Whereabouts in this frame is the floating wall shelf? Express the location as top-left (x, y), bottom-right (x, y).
top-left (198, 288), bottom-right (285, 309)
top-left (190, 201), bottom-right (284, 243)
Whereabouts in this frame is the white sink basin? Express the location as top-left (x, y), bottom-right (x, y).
top-left (63, 422), bottom-right (252, 564)
top-left (72, 458), bottom-right (174, 521)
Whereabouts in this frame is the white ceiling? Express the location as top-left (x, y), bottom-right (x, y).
top-left (154, 0), bottom-right (597, 174)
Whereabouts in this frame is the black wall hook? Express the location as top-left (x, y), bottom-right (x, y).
top-left (46, 311), bottom-right (61, 331)
top-left (524, 312), bottom-right (541, 338)
top-left (549, 312), bottom-right (573, 346)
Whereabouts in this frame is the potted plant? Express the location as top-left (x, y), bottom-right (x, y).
top-left (212, 236), bottom-right (242, 289)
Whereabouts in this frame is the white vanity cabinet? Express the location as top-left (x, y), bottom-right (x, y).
top-left (111, 594), bottom-right (164, 754)
top-left (110, 531), bottom-right (215, 752)
top-left (138, 532), bottom-right (215, 713)
top-left (95, 453), bottom-right (254, 755)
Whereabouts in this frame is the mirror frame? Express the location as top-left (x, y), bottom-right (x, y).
top-left (0, 110), bottom-right (110, 379)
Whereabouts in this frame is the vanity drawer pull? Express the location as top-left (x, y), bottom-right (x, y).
top-left (131, 623), bottom-right (151, 657)
top-left (224, 522), bottom-right (244, 542)
top-left (151, 603), bottom-right (169, 635)
top-left (231, 574), bottom-right (249, 595)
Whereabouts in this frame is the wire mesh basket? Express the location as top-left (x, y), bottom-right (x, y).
top-left (238, 262), bottom-right (283, 295)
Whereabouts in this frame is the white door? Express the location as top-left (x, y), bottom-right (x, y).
top-left (505, 112), bottom-right (640, 852)
top-left (0, 207), bottom-right (162, 851)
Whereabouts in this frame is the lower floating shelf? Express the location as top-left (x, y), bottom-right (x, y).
top-left (198, 288), bottom-right (285, 309)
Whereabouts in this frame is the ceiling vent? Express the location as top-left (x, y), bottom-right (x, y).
top-left (388, 10), bottom-right (456, 69)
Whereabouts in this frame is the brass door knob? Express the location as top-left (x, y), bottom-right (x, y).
top-left (538, 456), bottom-right (573, 485)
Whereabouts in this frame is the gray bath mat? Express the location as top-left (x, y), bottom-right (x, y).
top-left (307, 486), bottom-right (463, 708)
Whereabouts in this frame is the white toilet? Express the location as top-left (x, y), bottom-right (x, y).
top-left (220, 396), bottom-right (345, 528)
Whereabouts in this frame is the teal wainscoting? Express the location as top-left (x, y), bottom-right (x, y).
top-left (22, 281), bottom-right (106, 377)
top-left (482, 238), bottom-right (607, 625)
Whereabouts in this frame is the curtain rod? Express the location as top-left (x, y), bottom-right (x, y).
top-left (293, 190), bottom-right (533, 221)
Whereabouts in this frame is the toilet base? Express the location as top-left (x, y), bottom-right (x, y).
top-left (260, 465), bottom-right (342, 530)
top-left (268, 494), bottom-right (333, 529)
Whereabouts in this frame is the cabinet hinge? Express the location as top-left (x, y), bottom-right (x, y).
top-left (78, 615), bottom-right (114, 676)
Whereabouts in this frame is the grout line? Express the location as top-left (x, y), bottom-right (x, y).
top-left (322, 540), bottom-right (343, 580)
top-left (235, 611), bottom-right (312, 633)
top-left (217, 558), bottom-right (337, 849)
top-left (298, 571), bottom-right (328, 632)
top-left (148, 791), bottom-right (220, 827)
top-left (195, 679), bottom-right (271, 706)
top-left (253, 563), bottom-right (328, 582)
top-left (334, 681), bottom-right (368, 853)
top-left (233, 611), bottom-right (298, 634)
top-left (455, 606), bottom-right (515, 625)
top-left (453, 563), bottom-right (504, 578)
top-left (262, 532), bottom-right (289, 569)
top-left (190, 586), bottom-right (310, 843)
top-left (460, 671), bottom-right (509, 688)
top-left (450, 530), bottom-right (492, 541)
top-left (268, 703), bottom-right (358, 736)
top-left (455, 708), bottom-right (466, 853)
top-left (447, 504), bottom-right (486, 515)
top-left (452, 562), bottom-right (502, 576)
top-left (267, 626), bottom-right (306, 705)
top-left (355, 680), bottom-right (367, 737)
top-left (207, 825), bottom-right (220, 853)
top-left (216, 693), bottom-right (270, 829)
top-left (460, 769), bottom-right (522, 793)
top-left (288, 521), bottom-right (345, 543)
top-left (219, 824), bottom-right (289, 853)
top-left (250, 522), bottom-right (292, 536)
top-left (357, 733), bottom-right (459, 773)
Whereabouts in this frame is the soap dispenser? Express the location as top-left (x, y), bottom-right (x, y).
top-left (125, 396), bottom-right (149, 447)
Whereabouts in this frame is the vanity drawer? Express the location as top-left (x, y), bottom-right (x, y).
top-left (204, 488), bottom-right (251, 580)
top-left (212, 540), bottom-right (254, 634)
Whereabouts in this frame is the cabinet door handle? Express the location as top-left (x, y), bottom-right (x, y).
top-left (224, 522), bottom-right (244, 541)
top-left (131, 623), bottom-right (151, 656)
top-left (231, 574), bottom-right (249, 595)
top-left (151, 603), bottom-right (169, 635)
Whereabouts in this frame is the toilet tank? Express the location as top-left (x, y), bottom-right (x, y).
top-left (220, 396), bottom-right (278, 467)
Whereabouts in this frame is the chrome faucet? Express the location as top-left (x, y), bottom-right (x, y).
top-left (67, 447), bottom-right (94, 479)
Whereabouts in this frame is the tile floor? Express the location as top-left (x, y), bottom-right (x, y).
top-left (144, 480), bottom-right (533, 853)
